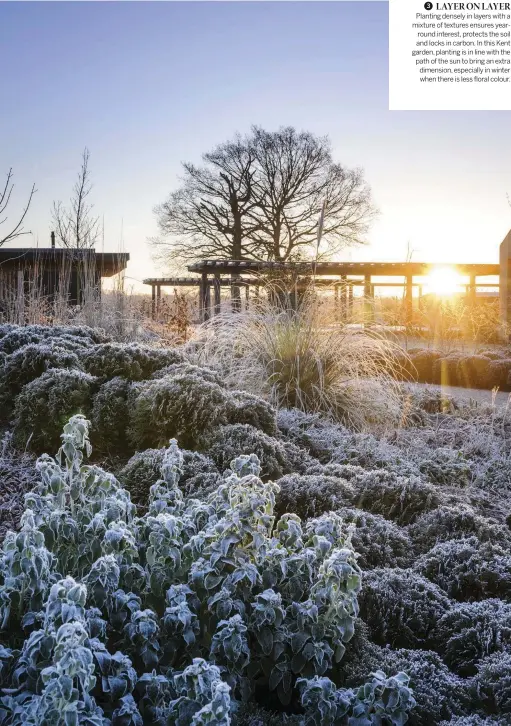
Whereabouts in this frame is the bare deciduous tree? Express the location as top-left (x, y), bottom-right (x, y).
top-left (0, 169), bottom-right (36, 246)
top-left (52, 148), bottom-right (100, 249)
top-left (152, 136), bottom-right (262, 264)
top-left (152, 126), bottom-right (376, 266)
top-left (249, 126), bottom-right (376, 261)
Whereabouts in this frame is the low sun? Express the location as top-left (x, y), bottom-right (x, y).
top-left (426, 268), bottom-right (462, 297)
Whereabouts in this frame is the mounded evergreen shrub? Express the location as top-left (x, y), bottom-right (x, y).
top-left (118, 447), bottom-right (221, 504)
top-left (207, 424), bottom-right (296, 481)
top-left (433, 599), bottom-right (511, 676)
top-left (359, 569), bottom-right (451, 650)
top-left (90, 376), bottom-right (133, 456)
top-left (381, 649), bottom-right (471, 726)
top-left (476, 651), bottom-right (511, 716)
top-left (275, 474), bottom-right (355, 521)
top-left (457, 355), bottom-right (492, 389)
top-left (353, 472), bottom-right (441, 526)
top-left (408, 506), bottom-right (511, 554)
top-left (337, 507), bottom-right (414, 569)
top-left (415, 536), bottom-right (511, 601)
top-left (227, 390), bottom-right (277, 436)
top-left (128, 372), bottom-right (232, 450)
top-left (408, 349), bottom-right (443, 383)
top-left (83, 342), bottom-right (184, 381)
top-left (12, 369), bottom-right (97, 453)
top-left (418, 446), bottom-right (472, 487)
top-left (488, 359), bottom-right (511, 390)
top-left (0, 343), bottom-right (82, 417)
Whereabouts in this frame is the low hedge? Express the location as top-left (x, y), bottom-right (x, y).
top-left (398, 348), bottom-right (511, 391)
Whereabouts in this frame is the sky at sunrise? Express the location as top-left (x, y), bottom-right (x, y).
top-left (1, 1), bottom-right (511, 290)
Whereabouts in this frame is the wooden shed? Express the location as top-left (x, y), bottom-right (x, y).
top-left (0, 247), bottom-right (129, 306)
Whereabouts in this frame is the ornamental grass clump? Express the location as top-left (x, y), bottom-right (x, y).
top-left (190, 294), bottom-right (406, 429)
top-left (0, 416), bottom-right (416, 724)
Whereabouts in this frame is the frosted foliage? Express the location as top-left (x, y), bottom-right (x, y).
top-left (359, 569), bottom-right (450, 650)
top-left (415, 537), bottom-right (511, 601)
top-left (433, 599), bottom-right (511, 676)
top-left (337, 508), bottom-right (413, 569)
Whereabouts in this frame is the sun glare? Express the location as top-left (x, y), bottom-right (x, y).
top-left (425, 268), bottom-right (462, 297)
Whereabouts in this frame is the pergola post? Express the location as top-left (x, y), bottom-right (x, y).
top-left (348, 281), bottom-right (353, 318)
top-left (405, 274), bottom-right (413, 326)
top-left (339, 275), bottom-right (347, 321)
top-left (156, 285), bottom-right (161, 318)
top-left (213, 274), bottom-right (221, 315)
top-left (469, 273), bottom-right (477, 308)
top-left (151, 284), bottom-right (156, 320)
top-left (364, 274), bottom-right (373, 325)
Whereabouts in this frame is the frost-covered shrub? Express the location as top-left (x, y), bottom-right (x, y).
top-left (0, 325), bottom-right (107, 356)
top-left (0, 343), bottom-right (82, 415)
top-left (118, 447), bottom-right (221, 504)
top-left (276, 409), bottom-right (348, 463)
top-left (442, 719), bottom-right (507, 726)
top-left (90, 377), bottom-right (133, 456)
top-left (128, 372), bottom-right (232, 450)
top-left (0, 434), bottom-right (39, 542)
top-left (151, 361), bottom-right (222, 384)
top-left (408, 506), bottom-right (511, 554)
top-left (226, 391), bottom-right (277, 436)
top-left (476, 651), bottom-right (511, 715)
top-left (82, 342), bottom-right (184, 381)
top-left (432, 355), bottom-right (462, 386)
top-left (457, 355), bottom-right (493, 389)
top-left (433, 599), bottom-right (511, 676)
top-left (13, 369), bottom-right (97, 453)
top-left (408, 349), bottom-right (443, 383)
top-left (380, 649), bottom-right (471, 726)
top-left (353, 472), bottom-right (441, 526)
top-left (415, 536), bottom-right (511, 601)
top-left (207, 425), bottom-right (296, 481)
top-left (275, 474), bottom-right (355, 521)
top-left (487, 359), bottom-right (511, 390)
top-left (0, 417), bottom-right (373, 719)
top-left (418, 447), bottom-right (472, 487)
top-left (359, 569), bottom-right (450, 650)
top-left (337, 508), bottom-right (414, 569)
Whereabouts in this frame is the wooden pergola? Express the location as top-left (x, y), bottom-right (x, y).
top-left (179, 259), bottom-right (499, 323)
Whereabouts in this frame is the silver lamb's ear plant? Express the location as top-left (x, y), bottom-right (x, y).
top-left (0, 415), bottom-right (415, 724)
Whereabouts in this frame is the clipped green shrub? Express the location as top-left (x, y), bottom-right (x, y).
top-left (408, 349), bottom-right (443, 383)
top-left (0, 343), bottom-right (82, 417)
top-left (457, 355), bottom-right (492, 389)
top-left (418, 447), bottom-right (472, 487)
top-left (12, 369), bottom-right (97, 453)
top-left (432, 355), bottom-right (462, 386)
top-left (90, 376), bottom-right (133, 456)
top-left (476, 651), bottom-right (511, 716)
top-left (353, 472), bottom-right (441, 526)
top-left (415, 536), bottom-right (511, 601)
top-left (433, 599), bottom-right (511, 676)
top-left (118, 447), bottom-right (221, 504)
top-left (337, 507), bottom-right (414, 569)
top-left (128, 372), bottom-right (232, 450)
top-left (275, 474), bottom-right (355, 521)
top-left (381, 649), bottom-right (471, 726)
top-left (83, 342), bottom-right (184, 381)
top-left (207, 424), bottom-right (296, 481)
top-left (409, 506), bottom-right (511, 554)
top-left (359, 569), bottom-right (451, 650)
top-left (488, 359), bottom-right (511, 390)
top-left (226, 391), bottom-right (277, 436)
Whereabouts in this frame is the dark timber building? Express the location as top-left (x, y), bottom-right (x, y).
top-left (0, 248), bottom-right (129, 307)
